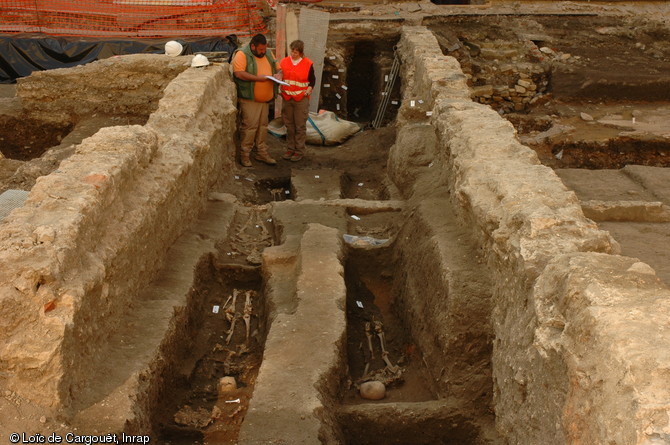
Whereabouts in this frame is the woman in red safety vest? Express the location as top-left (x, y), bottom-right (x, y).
top-left (280, 40), bottom-right (315, 162)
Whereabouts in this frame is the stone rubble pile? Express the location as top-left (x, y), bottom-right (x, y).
top-left (442, 38), bottom-right (583, 113)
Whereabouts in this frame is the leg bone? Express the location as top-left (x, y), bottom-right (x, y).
top-left (365, 322), bottom-right (375, 359)
top-left (226, 314), bottom-right (239, 345)
top-left (374, 320), bottom-right (387, 354)
top-left (243, 290), bottom-right (253, 344)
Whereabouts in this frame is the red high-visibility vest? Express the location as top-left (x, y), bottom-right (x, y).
top-left (280, 56), bottom-right (313, 102)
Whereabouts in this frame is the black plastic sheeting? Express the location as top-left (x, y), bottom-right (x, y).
top-left (0, 34), bottom-right (238, 83)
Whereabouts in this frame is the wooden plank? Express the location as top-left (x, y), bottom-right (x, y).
top-left (286, 9), bottom-right (299, 50)
top-left (298, 7), bottom-right (330, 113)
top-left (274, 3), bottom-right (287, 118)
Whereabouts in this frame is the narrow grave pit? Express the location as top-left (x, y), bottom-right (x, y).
top-left (341, 174), bottom-right (390, 201)
top-left (347, 210), bottom-right (399, 239)
top-left (157, 257), bottom-right (267, 445)
top-left (158, 207), bottom-right (275, 444)
top-left (254, 177), bottom-right (292, 204)
top-left (343, 244), bottom-right (437, 405)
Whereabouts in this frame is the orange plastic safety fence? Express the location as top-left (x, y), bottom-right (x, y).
top-left (0, 0), bottom-right (269, 37)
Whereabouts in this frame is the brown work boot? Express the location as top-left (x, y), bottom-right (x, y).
top-left (254, 152), bottom-right (277, 165)
top-left (240, 155), bottom-right (252, 167)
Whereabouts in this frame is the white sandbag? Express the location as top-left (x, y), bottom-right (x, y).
top-left (268, 111), bottom-right (361, 145)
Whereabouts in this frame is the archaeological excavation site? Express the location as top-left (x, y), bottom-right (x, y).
top-left (1, 0), bottom-right (670, 444)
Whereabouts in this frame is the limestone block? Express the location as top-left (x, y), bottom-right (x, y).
top-left (527, 253), bottom-right (670, 445)
top-left (581, 200), bottom-right (670, 222)
top-left (623, 165), bottom-right (670, 206)
top-left (239, 224), bottom-right (346, 445)
top-left (471, 85), bottom-right (494, 97)
top-left (387, 124), bottom-right (437, 196)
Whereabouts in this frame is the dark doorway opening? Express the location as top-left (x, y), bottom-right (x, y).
top-left (347, 41), bottom-right (376, 122)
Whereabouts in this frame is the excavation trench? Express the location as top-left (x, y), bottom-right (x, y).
top-left (143, 122), bottom-right (497, 445)
top-left (532, 135), bottom-right (670, 170)
top-left (0, 114), bottom-right (74, 161)
top-left (338, 245), bottom-right (486, 445)
top-left (156, 258), bottom-right (266, 444)
top-left (2, 15), bottom-right (670, 445)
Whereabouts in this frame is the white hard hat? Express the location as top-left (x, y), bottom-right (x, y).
top-left (191, 54), bottom-right (210, 68)
top-left (165, 41), bottom-right (183, 57)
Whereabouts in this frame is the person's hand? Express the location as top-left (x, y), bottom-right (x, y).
top-left (306, 86), bottom-right (313, 96)
top-left (274, 72), bottom-right (283, 81)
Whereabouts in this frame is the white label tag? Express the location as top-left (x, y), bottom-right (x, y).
top-left (351, 215), bottom-right (361, 221)
top-left (391, 100), bottom-right (398, 105)
top-left (342, 85), bottom-right (348, 90)
top-left (212, 305), bottom-right (220, 314)
top-left (356, 301), bottom-right (364, 308)
top-left (385, 75), bottom-right (389, 82)
top-left (426, 111), bottom-right (433, 116)
top-left (314, 175), bottom-right (320, 179)
top-left (338, 69), bottom-right (345, 72)
top-left (335, 93), bottom-right (341, 99)
top-left (329, 56), bottom-right (336, 60)
top-left (324, 83), bottom-right (330, 88)
top-left (332, 75), bottom-right (339, 79)
top-left (336, 104), bottom-right (340, 110)
top-left (410, 100), bottom-right (415, 107)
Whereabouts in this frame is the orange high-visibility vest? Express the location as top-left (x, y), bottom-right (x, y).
top-left (280, 56), bottom-right (313, 102)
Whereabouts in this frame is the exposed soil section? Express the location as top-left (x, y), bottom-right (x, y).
top-left (0, 114), bottom-right (74, 160)
top-left (428, 14), bottom-right (670, 171)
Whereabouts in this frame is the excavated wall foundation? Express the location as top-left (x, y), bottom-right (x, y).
top-left (0, 55), bottom-right (238, 432)
top-left (391, 26), bottom-right (670, 444)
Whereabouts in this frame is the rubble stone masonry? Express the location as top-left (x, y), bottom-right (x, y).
top-left (392, 25), bottom-right (670, 444)
top-left (0, 55), bottom-right (237, 409)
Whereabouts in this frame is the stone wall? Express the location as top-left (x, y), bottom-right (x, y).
top-left (0, 55), bottom-right (237, 409)
top-left (240, 223), bottom-right (347, 445)
top-left (391, 25), bottom-right (670, 443)
top-left (17, 54), bottom-right (188, 121)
